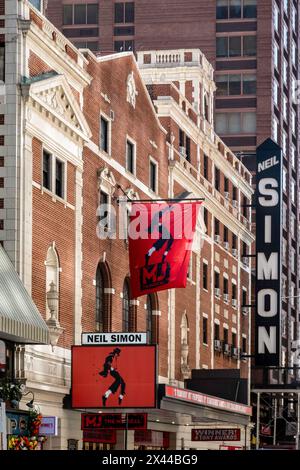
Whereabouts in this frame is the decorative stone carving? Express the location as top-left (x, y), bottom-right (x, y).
top-left (38, 86), bottom-right (80, 129)
top-left (181, 339), bottom-right (191, 379)
top-left (126, 72), bottom-right (138, 108)
top-left (97, 167), bottom-right (116, 196)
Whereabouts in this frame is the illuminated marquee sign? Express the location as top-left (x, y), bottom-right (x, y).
top-left (255, 138), bottom-right (282, 366)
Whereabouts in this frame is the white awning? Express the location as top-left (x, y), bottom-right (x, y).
top-left (0, 245), bottom-right (49, 344)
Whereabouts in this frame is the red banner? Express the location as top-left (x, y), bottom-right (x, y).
top-left (128, 202), bottom-right (202, 298)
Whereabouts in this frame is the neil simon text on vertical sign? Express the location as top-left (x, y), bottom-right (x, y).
top-left (255, 138), bottom-right (282, 366)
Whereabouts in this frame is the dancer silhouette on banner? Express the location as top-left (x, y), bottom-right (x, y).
top-left (145, 206), bottom-right (174, 270)
top-left (99, 347), bottom-right (126, 406)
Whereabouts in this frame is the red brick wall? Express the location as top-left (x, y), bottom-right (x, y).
top-left (29, 51), bottom-right (54, 77)
top-left (31, 138), bottom-right (76, 349)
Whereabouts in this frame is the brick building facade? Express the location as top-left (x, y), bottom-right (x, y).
top-left (0, 1), bottom-right (253, 449)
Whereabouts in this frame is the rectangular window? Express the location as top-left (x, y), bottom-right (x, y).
top-left (215, 219), bottom-right (220, 236)
top-left (0, 43), bottom-right (4, 82)
top-left (87, 4), bottom-right (98, 24)
top-left (149, 160), bottom-right (157, 192)
top-left (224, 277), bottom-right (228, 295)
top-left (115, 3), bottom-right (135, 23)
top-left (114, 40), bottom-right (134, 52)
top-left (274, 44), bottom-right (279, 69)
top-left (229, 36), bottom-right (241, 57)
top-left (243, 35), bottom-right (256, 56)
top-left (215, 271), bottom-right (220, 289)
top-left (126, 140), bottom-right (135, 174)
top-left (243, 74), bottom-right (256, 94)
top-left (29, 0), bottom-right (41, 10)
top-left (203, 317), bottom-right (208, 344)
top-left (215, 167), bottom-right (220, 191)
top-left (232, 331), bottom-right (237, 347)
top-left (283, 60), bottom-right (288, 86)
top-left (232, 284), bottom-right (237, 300)
top-left (63, 5), bottom-right (73, 25)
top-left (230, 0), bottom-right (241, 19)
top-left (100, 116), bottom-right (109, 153)
top-left (274, 4), bottom-right (279, 32)
top-left (224, 227), bottom-right (228, 243)
top-left (203, 263), bottom-right (208, 290)
top-left (243, 0), bottom-right (256, 18)
top-left (229, 74), bottom-right (241, 95)
top-left (203, 207), bottom-right (208, 228)
top-left (186, 136), bottom-right (191, 162)
top-left (214, 323), bottom-right (220, 340)
top-left (217, 0), bottom-right (228, 19)
top-left (273, 79), bottom-right (279, 107)
top-left (55, 159), bottom-right (64, 198)
top-left (223, 327), bottom-right (229, 344)
top-left (242, 337), bottom-right (247, 353)
top-left (224, 177), bottom-right (229, 193)
top-left (242, 288), bottom-right (247, 306)
top-left (283, 23), bottom-right (288, 49)
top-left (74, 4), bottom-right (86, 24)
top-left (43, 150), bottom-right (51, 191)
top-left (203, 154), bottom-right (209, 179)
top-left (216, 37), bottom-right (228, 58)
top-left (125, 2), bottom-right (135, 22)
top-left (99, 191), bottom-right (109, 227)
top-left (216, 75), bottom-right (228, 96)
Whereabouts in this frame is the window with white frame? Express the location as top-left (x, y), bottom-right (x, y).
top-left (292, 5), bottom-right (297, 31)
top-left (282, 238), bottom-right (287, 265)
top-left (283, 0), bottom-right (288, 14)
top-left (42, 149), bottom-right (66, 200)
top-left (149, 158), bottom-right (158, 193)
top-left (273, 43), bottom-right (279, 69)
top-left (292, 41), bottom-right (297, 67)
top-left (282, 311), bottom-right (287, 338)
top-left (291, 248), bottom-right (296, 273)
top-left (126, 138), bottom-right (135, 174)
top-left (273, 79), bottom-right (279, 107)
top-left (291, 282), bottom-right (295, 308)
top-left (291, 214), bottom-right (296, 238)
top-left (283, 95), bottom-right (288, 121)
top-left (215, 112), bottom-right (256, 134)
top-left (283, 23), bottom-right (288, 49)
top-left (291, 180), bottom-right (296, 204)
top-left (273, 3), bottom-right (279, 32)
top-left (100, 114), bottom-right (111, 154)
top-left (292, 110), bottom-right (296, 135)
top-left (282, 132), bottom-right (287, 156)
top-left (282, 202), bottom-right (287, 229)
top-left (283, 168), bottom-right (287, 192)
top-left (273, 116), bottom-right (279, 142)
top-left (291, 145), bottom-right (296, 169)
top-left (283, 59), bottom-right (288, 86)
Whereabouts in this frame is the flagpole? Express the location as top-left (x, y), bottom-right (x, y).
top-left (117, 197), bottom-right (205, 203)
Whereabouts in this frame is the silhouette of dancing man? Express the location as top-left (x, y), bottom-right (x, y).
top-left (145, 206), bottom-right (174, 269)
top-left (99, 347), bottom-right (126, 406)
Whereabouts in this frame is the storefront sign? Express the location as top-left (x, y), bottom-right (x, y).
top-left (81, 413), bottom-right (147, 430)
top-left (164, 385), bottom-right (252, 416)
top-left (81, 332), bottom-right (147, 345)
top-left (72, 345), bottom-right (156, 409)
top-left (6, 412), bottom-right (29, 436)
top-left (255, 138), bottom-right (282, 366)
top-left (192, 428), bottom-right (241, 442)
top-left (39, 416), bottom-right (58, 436)
top-left (83, 429), bottom-right (116, 444)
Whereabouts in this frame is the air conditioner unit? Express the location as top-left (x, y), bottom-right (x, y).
top-left (214, 234), bottom-right (221, 243)
top-left (179, 146), bottom-right (186, 157)
top-left (224, 241), bottom-right (229, 250)
top-left (242, 307), bottom-right (248, 316)
top-left (242, 257), bottom-right (249, 266)
top-left (232, 249), bottom-right (238, 258)
top-left (110, 109), bottom-right (115, 121)
top-left (232, 200), bottom-right (238, 208)
top-left (214, 339), bottom-right (222, 351)
top-left (223, 293), bottom-right (229, 303)
top-left (232, 347), bottom-right (239, 358)
top-left (224, 191), bottom-right (230, 200)
top-left (223, 343), bottom-right (231, 356)
top-left (215, 288), bottom-right (221, 298)
top-left (232, 299), bottom-right (237, 308)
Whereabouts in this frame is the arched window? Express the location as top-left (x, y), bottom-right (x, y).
top-left (95, 262), bottom-right (111, 332)
top-left (122, 279), bottom-right (130, 332)
top-left (96, 264), bottom-right (105, 332)
top-left (45, 244), bottom-right (60, 320)
top-left (146, 295), bottom-right (153, 344)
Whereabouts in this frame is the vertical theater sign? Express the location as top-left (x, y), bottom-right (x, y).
top-left (255, 138), bottom-right (282, 366)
